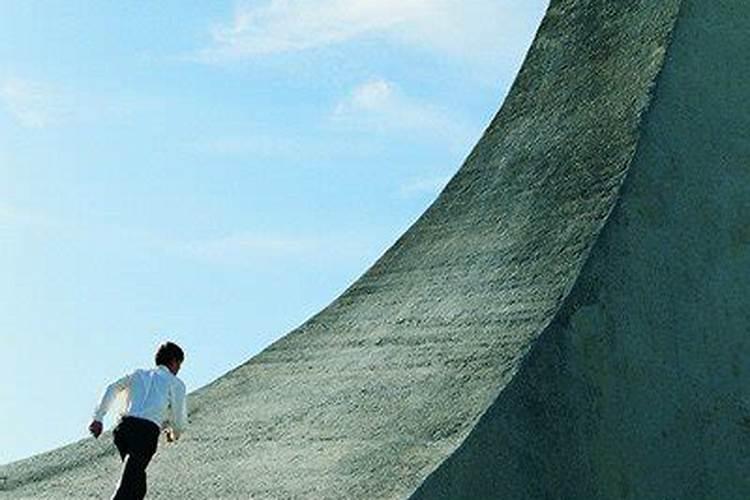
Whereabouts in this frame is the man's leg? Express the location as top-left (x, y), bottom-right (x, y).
top-left (114, 454), bottom-right (151, 499)
top-left (111, 418), bottom-right (159, 500)
top-left (113, 422), bottom-right (128, 462)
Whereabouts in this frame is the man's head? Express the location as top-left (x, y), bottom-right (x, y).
top-left (155, 341), bottom-right (184, 375)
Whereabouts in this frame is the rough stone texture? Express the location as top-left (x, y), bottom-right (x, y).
top-left (410, 1), bottom-right (750, 498)
top-left (1, 0), bottom-right (747, 498)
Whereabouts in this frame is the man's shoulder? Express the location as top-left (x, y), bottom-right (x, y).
top-left (155, 366), bottom-right (184, 388)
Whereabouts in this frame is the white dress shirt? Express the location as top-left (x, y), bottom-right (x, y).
top-left (93, 365), bottom-right (188, 438)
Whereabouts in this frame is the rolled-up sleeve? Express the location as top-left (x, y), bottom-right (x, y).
top-left (169, 380), bottom-right (188, 439)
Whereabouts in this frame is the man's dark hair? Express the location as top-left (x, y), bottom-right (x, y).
top-left (155, 341), bottom-right (185, 367)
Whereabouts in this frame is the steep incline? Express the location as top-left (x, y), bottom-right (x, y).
top-left (411, 0), bottom-right (750, 498)
top-left (0, 0), bottom-right (720, 498)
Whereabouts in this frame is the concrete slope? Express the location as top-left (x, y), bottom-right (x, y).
top-left (410, 0), bottom-right (750, 498)
top-left (1, 0), bottom-right (726, 498)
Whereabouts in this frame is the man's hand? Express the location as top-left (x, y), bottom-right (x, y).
top-left (164, 428), bottom-right (179, 443)
top-left (88, 420), bottom-right (103, 439)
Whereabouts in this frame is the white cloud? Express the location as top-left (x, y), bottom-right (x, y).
top-left (0, 78), bottom-right (67, 128)
top-left (340, 78), bottom-right (393, 111)
top-left (332, 78), bottom-right (473, 148)
top-left (197, 0), bottom-right (420, 61)
top-left (195, 0), bottom-right (548, 66)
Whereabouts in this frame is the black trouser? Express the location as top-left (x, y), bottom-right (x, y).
top-left (111, 416), bottom-right (160, 500)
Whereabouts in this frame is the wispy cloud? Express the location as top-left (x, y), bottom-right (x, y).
top-left (192, 78), bottom-right (476, 159)
top-left (0, 78), bottom-right (68, 128)
top-left (195, 0), bottom-right (547, 66)
top-left (195, 0), bottom-right (422, 62)
top-left (332, 78), bottom-right (473, 148)
top-left (0, 76), bottom-right (146, 129)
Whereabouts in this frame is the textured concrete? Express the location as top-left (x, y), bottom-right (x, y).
top-left (410, 1), bottom-right (750, 498)
top-left (2, 0), bottom-right (748, 498)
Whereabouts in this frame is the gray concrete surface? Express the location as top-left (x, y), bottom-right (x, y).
top-left (410, 1), bottom-right (750, 498)
top-left (2, 0), bottom-right (747, 498)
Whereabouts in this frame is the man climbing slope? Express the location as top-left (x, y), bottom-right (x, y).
top-left (88, 341), bottom-right (188, 500)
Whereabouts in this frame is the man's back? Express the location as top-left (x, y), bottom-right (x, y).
top-left (124, 366), bottom-right (187, 432)
top-left (93, 364), bottom-right (187, 437)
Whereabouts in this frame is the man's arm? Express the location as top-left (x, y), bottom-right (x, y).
top-left (166, 380), bottom-right (188, 441)
top-left (89, 373), bottom-right (131, 438)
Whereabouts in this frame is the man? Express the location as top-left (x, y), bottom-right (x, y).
top-left (89, 341), bottom-right (188, 500)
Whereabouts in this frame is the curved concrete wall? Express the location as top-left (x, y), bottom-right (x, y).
top-left (3, 0), bottom-right (745, 498)
top-left (411, 1), bottom-right (750, 498)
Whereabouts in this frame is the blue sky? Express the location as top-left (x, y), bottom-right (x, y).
top-left (0, 0), bottom-right (548, 465)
